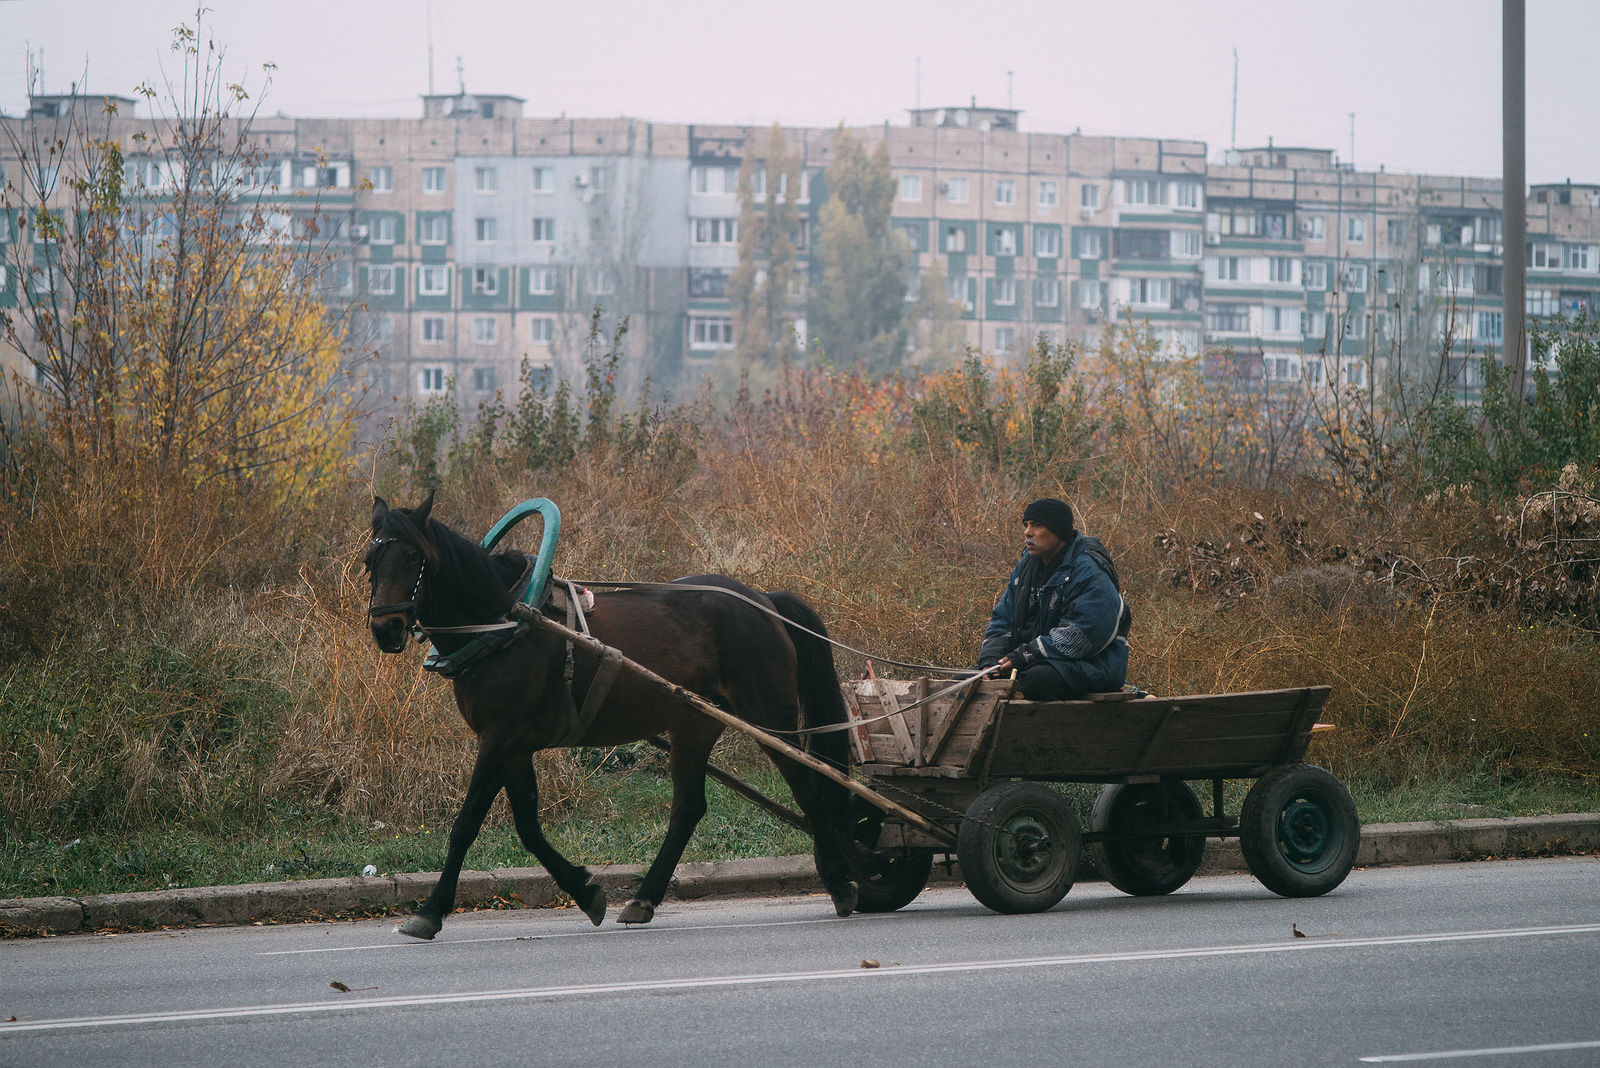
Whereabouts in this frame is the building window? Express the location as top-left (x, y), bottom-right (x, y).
top-left (1214, 255), bottom-right (1247, 281)
top-left (994, 327), bottom-right (1015, 353)
top-left (1080, 184), bottom-right (1100, 211)
top-left (1267, 305), bottom-right (1298, 334)
top-left (472, 365), bottom-right (497, 391)
top-left (1123, 178), bottom-right (1161, 205)
top-left (420, 215), bottom-right (448, 244)
top-left (892, 221), bottom-right (924, 253)
top-left (1034, 276), bottom-right (1060, 308)
top-left (1387, 218), bottom-right (1407, 245)
top-left (475, 166), bottom-right (498, 193)
top-left (421, 316), bottom-right (446, 342)
top-left (944, 176), bottom-right (969, 203)
top-left (370, 215), bottom-right (397, 244)
top-left (1302, 310), bottom-right (1328, 338)
top-left (532, 166), bottom-right (554, 193)
top-left (530, 317), bottom-right (554, 343)
top-left (1527, 288), bottom-right (1558, 317)
top-left (1303, 357), bottom-right (1324, 384)
top-left (472, 316), bottom-right (498, 344)
top-left (1260, 212), bottom-right (1287, 238)
top-left (1077, 230), bottom-right (1103, 259)
top-left (1076, 280), bottom-right (1103, 309)
top-left (1347, 216), bottom-right (1367, 242)
top-left (418, 266), bottom-right (450, 296)
top-left (993, 277), bottom-right (1016, 305)
top-left (1035, 228), bottom-right (1061, 258)
top-left (689, 316), bottom-right (734, 350)
top-left (589, 166), bottom-right (608, 192)
top-left (475, 217), bottom-right (498, 243)
top-left (1476, 310), bottom-right (1504, 344)
top-left (1345, 361), bottom-right (1367, 387)
top-left (1303, 215), bottom-right (1326, 240)
top-left (369, 166), bottom-right (393, 193)
top-left (1171, 230), bottom-right (1202, 259)
top-left (692, 165), bottom-right (738, 195)
top-left (419, 366), bottom-right (447, 393)
top-left (1566, 243), bottom-right (1596, 271)
top-left (529, 266), bottom-right (557, 295)
top-left (1207, 304), bottom-right (1250, 332)
top-left (472, 268), bottom-right (499, 296)
top-left (422, 166), bottom-right (447, 194)
top-left (1174, 181), bottom-right (1201, 209)
top-left (588, 268), bottom-right (613, 296)
top-left (898, 174), bottom-right (922, 202)
top-left (943, 224), bottom-right (969, 254)
top-left (994, 178), bottom-right (1016, 206)
top-left (368, 265), bottom-right (396, 295)
top-left (991, 227), bottom-right (1017, 256)
top-left (531, 217), bottom-right (555, 243)
top-left (1268, 257), bottom-right (1296, 283)
top-left (691, 217), bottom-right (737, 244)
top-left (1340, 263), bottom-right (1369, 292)
top-left (1126, 277), bottom-right (1171, 307)
top-left (1036, 180), bottom-right (1059, 209)
top-left (1304, 262), bottom-right (1327, 290)
top-left (1264, 355), bottom-right (1298, 381)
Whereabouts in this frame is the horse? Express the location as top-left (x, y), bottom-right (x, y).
top-left (364, 493), bottom-right (861, 940)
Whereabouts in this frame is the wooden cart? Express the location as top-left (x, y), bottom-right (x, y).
top-left (837, 678), bottom-right (1358, 915)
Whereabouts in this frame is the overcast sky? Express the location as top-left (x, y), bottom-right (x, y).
top-left (2, 0), bottom-right (1595, 185)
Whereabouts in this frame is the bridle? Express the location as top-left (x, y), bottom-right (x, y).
top-left (367, 536), bottom-right (425, 628)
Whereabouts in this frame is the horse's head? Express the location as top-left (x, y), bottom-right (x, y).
top-left (366, 492), bottom-right (438, 653)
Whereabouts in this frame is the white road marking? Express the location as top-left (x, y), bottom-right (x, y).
top-left (4, 922), bottom-right (1597, 1036)
top-left (1360, 1039), bottom-right (1600, 1062)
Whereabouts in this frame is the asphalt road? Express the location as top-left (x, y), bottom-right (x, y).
top-left (2, 856), bottom-right (1597, 1067)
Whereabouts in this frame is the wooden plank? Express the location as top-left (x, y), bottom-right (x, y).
top-left (922, 677), bottom-right (981, 765)
top-left (875, 680), bottom-right (919, 766)
top-left (841, 687), bottom-right (876, 765)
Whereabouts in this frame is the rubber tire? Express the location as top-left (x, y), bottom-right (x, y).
top-left (842, 798), bottom-right (934, 913)
top-left (1088, 781), bottom-right (1207, 896)
top-left (1239, 763), bottom-right (1360, 898)
top-left (958, 781), bottom-right (1081, 915)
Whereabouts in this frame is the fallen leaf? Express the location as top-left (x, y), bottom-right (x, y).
top-left (1292, 924), bottom-right (1306, 938)
top-left (330, 981), bottom-right (351, 992)
top-left (5, 1015), bottom-right (16, 1022)
top-left (860, 959), bottom-right (879, 969)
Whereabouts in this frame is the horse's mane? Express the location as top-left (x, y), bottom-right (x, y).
top-left (380, 507), bottom-right (519, 621)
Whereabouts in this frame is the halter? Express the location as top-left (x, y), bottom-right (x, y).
top-left (367, 537), bottom-right (425, 623)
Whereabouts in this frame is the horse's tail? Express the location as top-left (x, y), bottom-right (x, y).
top-left (766, 590), bottom-right (852, 775)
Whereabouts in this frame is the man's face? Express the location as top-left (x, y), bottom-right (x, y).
top-left (1023, 519), bottom-right (1065, 559)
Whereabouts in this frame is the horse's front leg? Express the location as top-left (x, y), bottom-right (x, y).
top-left (618, 724), bottom-right (720, 925)
top-left (397, 744), bottom-right (507, 941)
top-left (504, 755), bottom-right (606, 926)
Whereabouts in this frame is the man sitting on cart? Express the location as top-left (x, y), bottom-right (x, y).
top-left (976, 497), bottom-right (1131, 701)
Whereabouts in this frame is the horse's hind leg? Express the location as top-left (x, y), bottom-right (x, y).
top-left (397, 744), bottom-right (507, 941)
top-left (618, 722), bottom-right (722, 925)
top-left (770, 753), bottom-right (859, 918)
top-left (504, 755), bottom-right (606, 926)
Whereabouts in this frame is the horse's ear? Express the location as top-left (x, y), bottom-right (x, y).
top-left (372, 495), bottom-right (389, 531)
top-left (413, 490), bottom-right (435, 527)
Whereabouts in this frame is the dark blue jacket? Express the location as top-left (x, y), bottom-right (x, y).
top-left (979, 533), bottom-right (1131, 696)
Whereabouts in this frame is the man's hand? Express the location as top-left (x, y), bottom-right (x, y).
top-left (1007, 643), bottom-right (1044, 670)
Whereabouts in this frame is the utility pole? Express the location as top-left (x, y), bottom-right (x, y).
top-left (1504, 0), bottom-right (1528, 402)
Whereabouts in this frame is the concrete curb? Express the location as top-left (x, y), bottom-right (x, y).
top-left (3, 814), bottom-right (1596, 937)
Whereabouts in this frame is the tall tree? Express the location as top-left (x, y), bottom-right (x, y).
top-left (909, 258), bottom-right (968, 369)
top-left (728, 124), bottom-right (802, 370)
top-left (807, 127), bottom-right (909, 374)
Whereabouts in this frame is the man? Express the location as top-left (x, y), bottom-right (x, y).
top-left (976, 498), bottom-right (1131, 700)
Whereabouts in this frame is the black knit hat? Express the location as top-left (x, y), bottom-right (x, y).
top-left (1022, 498), bottom-right (1075, 539)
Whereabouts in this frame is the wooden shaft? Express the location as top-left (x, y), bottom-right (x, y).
top-left (646, 735), bottom-right (810, 833)
top-left (524, 611), bottom-right (943, 836)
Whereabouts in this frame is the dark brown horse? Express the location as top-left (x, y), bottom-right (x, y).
top-left (365, 494), bottom-right (860, 939)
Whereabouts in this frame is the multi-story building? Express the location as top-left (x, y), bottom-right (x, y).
top-left (5, 92), bottom-right (1600, 416)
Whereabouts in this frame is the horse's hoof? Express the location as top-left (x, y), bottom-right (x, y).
top-left (617, 899), bottom-right (656, 925)
top-left (832, 880), bottom-right (859, 918)
top-left (578, 880), bottom-right (607, 927)
top-left (396, 914), bottom-right (441, 941)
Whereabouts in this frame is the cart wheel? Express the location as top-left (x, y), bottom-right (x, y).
top-left (842, 797), bottom-right (933, 913)
top-left (958, 782), bottom-right (1080, 915)
top-left (1239, 764), bottom-right (1360, 898)
top-left (1088, 781), bottom-right (1207, 896)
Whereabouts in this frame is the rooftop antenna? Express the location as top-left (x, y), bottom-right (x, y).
top-left (426, 0), bottom-right (434, 96)
top-left (1230, 48), bottom-right (1238, 149)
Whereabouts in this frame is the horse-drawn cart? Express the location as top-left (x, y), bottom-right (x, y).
top-left (837, 678), bottom-right (1358, 914)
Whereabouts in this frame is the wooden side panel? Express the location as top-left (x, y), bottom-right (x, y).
top-left (844, 678), bottom-right (1010, 771)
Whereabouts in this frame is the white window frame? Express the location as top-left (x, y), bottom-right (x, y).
top-left (944, 176), bottom-right (969, 204)
top-left (532, 166), bottom-right (554, 194)
top-left (530, 317), bottom-right (554, 343)
top-left (1035, 228), bottom-right (1061, 258)
top-left (421, 316), bottom-right (446, 343)
top-left (1078, 230), bottom-right (1103, 260)
top-left (472, 316), bottom-right (498, 344)
top-left (370, 215), bottom-right (397, 244)
top-left (1347, 216), bottom-right (1367, 243)
top-left (368, 265), bottom-right (396, 295)
top-left (898, 174), bottom-right (922, 202)
top-left (1304, 262), bottom-right (1327, 290)
top-left (1171, 230), bottom-right (1202, 259)
top-left (994, 327), bottom-right (1015, 353)
top-left (475, 217), bottom-right (497, 244)
top-left (529, 266), bottom-right (557, 295)
top-left (531, 217), bottom-right (555, 243)
top-left (422, 166), bottom-right (447, 194)
top-left (994, 178), bottom-right (1016, 206)
top-left (1304, 215), bottom-right (1326, 240)
top-left (992, 228), bottom-right (1017, 256)
top-left (418, 266), bottom-right (450, 296)
top-left (943, 224), bottom-right (969, 254)
top-left (472, 268), bottom-right (499, 296)
top-left (1077, 280), bottom-right (1102, 309)
top-left (1034, 276), bottom-right (1061, 308)
top-left (418, 366), bottom-right (447, 393)
top-left (369, 166), bottom-right (393, 193)
top-left (474, 166), bottom-right (498, 194)
top-left (1340, 263), bottom-right (1369, 292)
top-left (1036, 179), bottom-right (1059, 209)
top-left (472, 365), bottom-right (497, 392)
top-left (419, 215), bottom-right (448, 245)
top-left (993, 277), bottom-right (1017, 305)
top-left (689, 315), bottom-right (735, 350)
top-left (1174, 180), bottom-right (1201, 209)
top-left (1268, 256), bottom-right (1296, 284)
top-left (1080, 184), bottom-right (1100, 211)
top-left (691, 217), bottom-right (737, 245)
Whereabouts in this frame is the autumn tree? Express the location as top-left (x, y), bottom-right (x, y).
top-left (807, 127), bottom-right (909, 374)
top-left (727, 124), bottom-right (803, 371)
top-left (909, 257), bottom-right (968, 369)
top-left (0, 15), bottom-right (358, 512)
